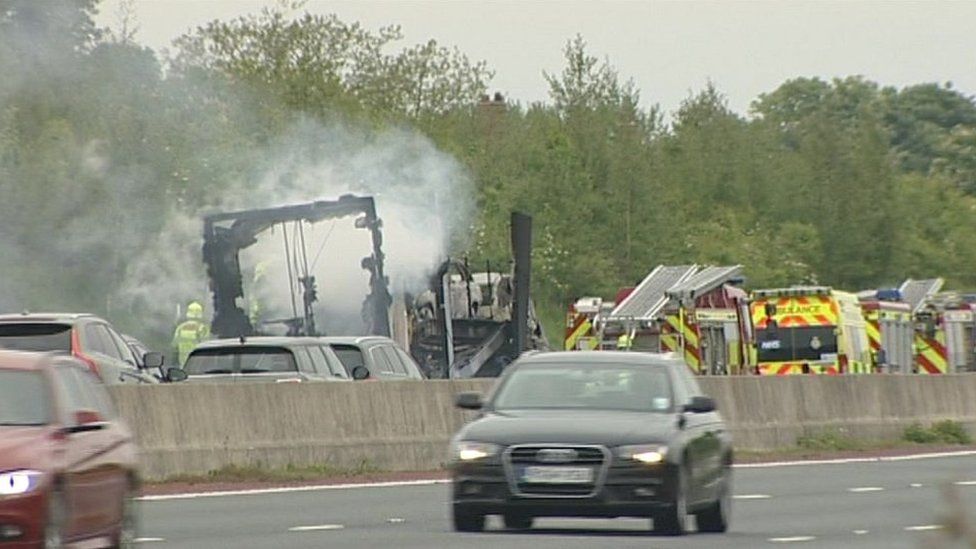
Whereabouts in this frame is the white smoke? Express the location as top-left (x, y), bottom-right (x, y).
top-left (116, 118), bottom-right (476, 337)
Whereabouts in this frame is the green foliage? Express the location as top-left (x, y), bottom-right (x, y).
top-left (4, 4), bottom-right (976, 350)
top-left (796, 430), bottom-right (863, 451)
top-left (903, 421), bottom-right (972, 445)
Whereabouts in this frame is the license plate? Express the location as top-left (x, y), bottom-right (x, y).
top-left (521, 466), bottom-right (593, 484)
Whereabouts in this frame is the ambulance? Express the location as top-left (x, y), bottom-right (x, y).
top-left (750, 287), bottom-right (871, 375)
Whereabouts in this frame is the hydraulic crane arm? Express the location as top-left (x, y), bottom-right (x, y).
top-left (202, 194), bottom-right (392, 339)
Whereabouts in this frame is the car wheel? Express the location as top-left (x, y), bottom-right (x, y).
top-left (654, 465), bottom-right (688, 536)
top-left (696, 467), bottom-right (731, 533)
top-left (502, 513), bottom-right (533, 530)
top-left (113, 486), bottom-right (139, 548)
top-left (452, 504), bottom-right (485, 532)
top-left (44, 489), bottom-right (65, 549)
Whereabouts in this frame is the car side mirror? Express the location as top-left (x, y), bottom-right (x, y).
top-left (455, 392), bottom-right (484, 410)
top-left (142, 351), bottom-right (164, 369)
top-left (683, 396), bottom-right (716, 414)
top-left (352, 366), bottom-right (370, 380)
top-left (66, 409), bottom-right (106, 434)
top-left (165, 367), bottom-right (188, 383)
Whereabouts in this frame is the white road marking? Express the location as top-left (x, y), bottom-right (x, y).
top-left (139, 479), bottom-right (450, 501)
top-left (134, 539), bottom-right (165, 544)
top-left (735, 450), bottom-right (976, 469)
top-left (289, 524), bottom-right (345, 532)
top-left (136, 450), bottom-right (976, 501)
top-left (955, 480), bottom-right (976, 486)
top-left (853, 530), bottom-right (869, 535)
top-left (905, 524), bottom-right (943, 531)
top-left (910, 483), bottom-right (923, 488)
top-left (768, 535), bottom-right (816, 542)
top-left (387, 517), bottom-right (406, 523)
top-left (734, 494), bottom-right (772, 500)
top-left (848, 486), bottom-right (884, 493)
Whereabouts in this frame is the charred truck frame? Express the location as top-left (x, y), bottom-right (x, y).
top-left (202, 195), bottom-right (392, 339)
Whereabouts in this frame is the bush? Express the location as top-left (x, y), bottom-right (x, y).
top-left (903, 420), bottom-right (972, 445)
top-left (931, 420), bottom-right (972, 445)
top-left (796, 430), bottom-right (861, 451)
top-left (903, 423), bottom-right (940, 444)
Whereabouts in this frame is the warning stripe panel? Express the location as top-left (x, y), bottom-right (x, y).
top-left (564, 317), bottom-right (593, 351)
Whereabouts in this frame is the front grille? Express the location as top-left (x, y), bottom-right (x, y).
top-left (504, 444), bottom-right (609, 498)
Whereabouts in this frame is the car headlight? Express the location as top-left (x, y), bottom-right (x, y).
top-left (617, 444), bottom-right (668, 464)
top-left (0, 470), bottom-right (43, 496)
top-left (453, 441), bottom-right (501, 462)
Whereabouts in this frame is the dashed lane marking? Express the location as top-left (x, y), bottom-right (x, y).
top-left (848, 487), bottom-right (884, 493)
top-left (387, 518), bottom-right (406, 524)
top-left (289, 524), bottom-right (345, 532)
top-left (905, 525), bottom-right (943, 532)
top-left (733, 494), bottom-right (772, 500)
top-left (768, 536), bottom-right (816, 542)
top-left (134, 539), bottom-right (165, 543)
top-left (955, 480), bottom-right (976, 486)
top-left (910, 483), bottom-right (923, 488)
top-left (853, 530), bottom-right (869, 535)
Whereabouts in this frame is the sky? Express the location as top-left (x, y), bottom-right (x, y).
top-left (94, 0), bottom-right (976, 116)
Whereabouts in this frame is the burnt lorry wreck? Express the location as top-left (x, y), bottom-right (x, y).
top-left (410, 212), bottom-right (548, 378)
top-left (202, 195), bottom-right (392, 339)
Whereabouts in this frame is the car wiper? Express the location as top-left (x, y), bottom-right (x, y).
top-left (203, 369), bottom-right (233, 374)
top-left (0, 421), bottom-right (47, 426)
top-left (240, 368), bottom-right (272, 374)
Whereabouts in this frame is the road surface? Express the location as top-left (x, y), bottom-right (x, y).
top-left (136, 452), bottom-right (976, 548)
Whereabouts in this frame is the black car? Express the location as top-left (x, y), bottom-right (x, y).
top-left (450, 351), bottom-right (731, 535)
top-left (0, 313), bottom-right (162, 385)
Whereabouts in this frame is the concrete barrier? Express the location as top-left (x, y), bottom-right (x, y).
top-left (109, 375), bottom-right (976, 481)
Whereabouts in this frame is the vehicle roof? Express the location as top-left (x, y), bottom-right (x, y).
top-left (317, 336), bottom-right (395, 346)
top-left (0, 312), bottom-right (101, 323)
top-left (192, 336), bottom-right (329, 350)
top-left (516, 351), bottom-right (684, 367)
top-left (0, 349), bottom-right (61, 371)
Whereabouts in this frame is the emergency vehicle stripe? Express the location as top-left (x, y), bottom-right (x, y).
top-left (865, 319), bottom-right (881, 352)
top-left (681, 313), bottom-right (701, 371)
top-left (564, 314), bottom-right (592, 351)
top-left (915, 333), bottom-right (947, 374)
top-left (661, 314), bottom-right (681, 353)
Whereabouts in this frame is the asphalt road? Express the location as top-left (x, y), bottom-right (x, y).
top-left (136, 453), bottom-right (976, 548)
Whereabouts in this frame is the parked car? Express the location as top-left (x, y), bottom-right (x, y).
top-left (0, 350), bottom-right (141, 547)
top-left (449, 351), bottom-right (732, 535)
top-left (320, 336), bottom-right (426, 380)
top-left (181, 337), bottom-right (353, 383)
top-left (0, 313), bottom-right (162, 385)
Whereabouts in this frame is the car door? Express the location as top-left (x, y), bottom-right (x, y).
top-left (393, 347), bottom-right (425, 379)
top-left (312, 345), bottom-right (350, 380)
top-left (673, 365), bottom-right (725, 505)
top-left (103, 326), bottom-right (158, 384)
top-left (51, 364), bottom-right (120, 540)
top-left (371, 345), bottom-right (408, 379)
top-left (80, 323), bottom-right (130, 384)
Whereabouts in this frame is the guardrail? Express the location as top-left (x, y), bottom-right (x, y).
top-left (109, 375), bottom-right (976, 481)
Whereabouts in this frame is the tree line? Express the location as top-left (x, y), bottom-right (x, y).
top-left (2, 0), bottom-right (976, 342)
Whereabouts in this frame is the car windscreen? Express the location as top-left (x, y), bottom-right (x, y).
top-left (0, 370), bottom-right (50, 425)
top-left (328, 344), bottom-right (365, 375)
top-left (0, 323), bottom-right (71, 352)
top-left (756, 326), bottom-right (838, 362)
top-left (492, 363), bottom-right (673, 413)
top-left (183, 346), bottom-right (297, 375)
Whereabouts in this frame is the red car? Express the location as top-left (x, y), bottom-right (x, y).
top-left (0, 350), bottom-right (140, 548)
